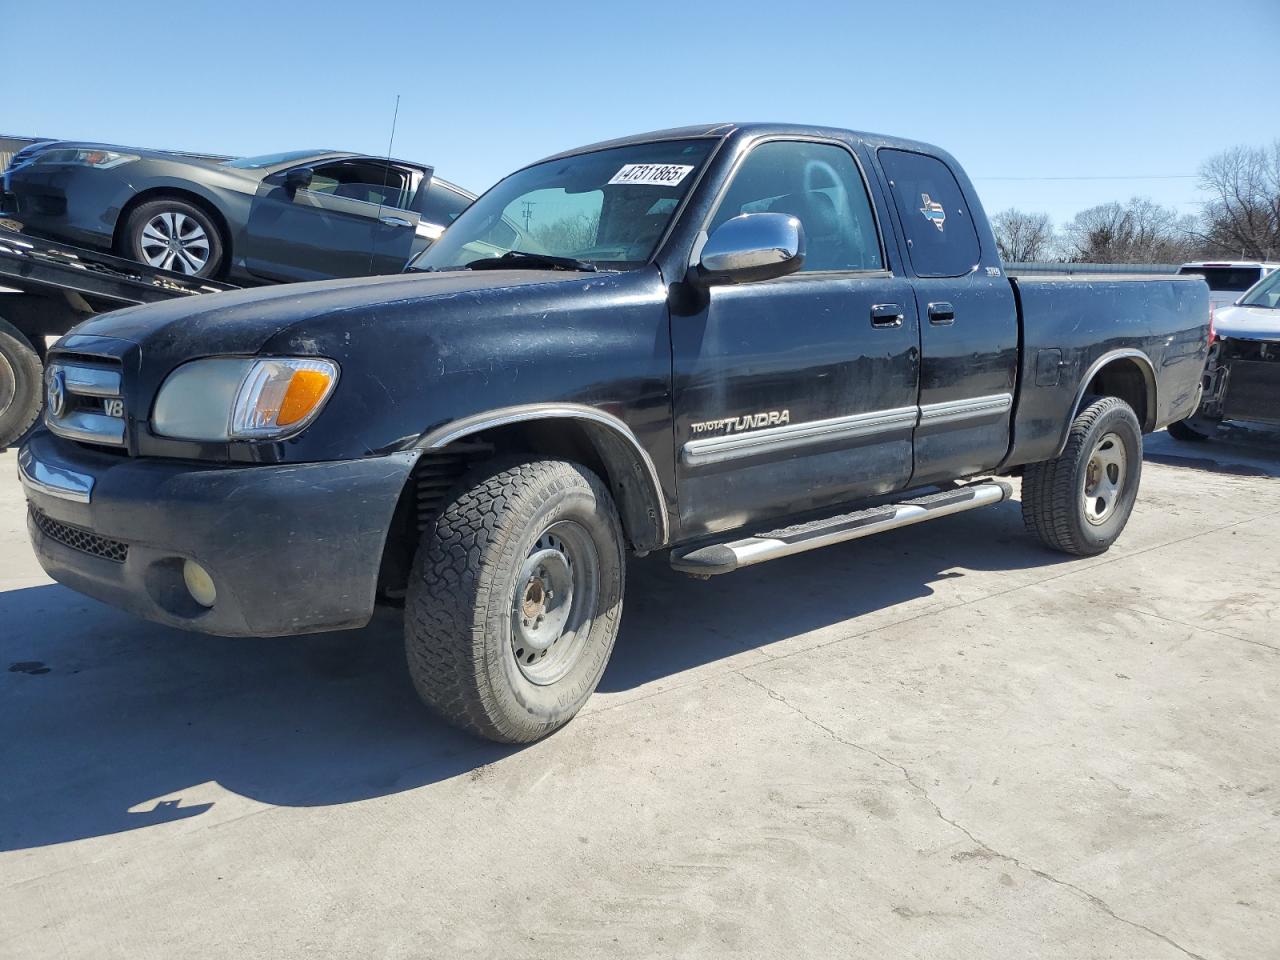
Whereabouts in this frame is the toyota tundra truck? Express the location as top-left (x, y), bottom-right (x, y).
top-left (18, 123), bottom-right (1210, 743)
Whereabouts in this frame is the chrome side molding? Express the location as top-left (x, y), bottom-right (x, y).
top-left (918, 392), bottom-right (1013, 428)
top-left (17, 446), bottom-right (95, 503)
top-left (682, 405), bottom-right (917, 467)
top-left (681, 394), bottom-right (1015, 466)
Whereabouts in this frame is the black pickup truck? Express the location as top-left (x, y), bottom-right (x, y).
top-left (18, 123), bottom-right (1209, 743)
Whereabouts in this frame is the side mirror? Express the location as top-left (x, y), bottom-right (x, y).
top-left (693, 212), bottom-right (805, 286)
top-left (284, 167), bottom-right (314, 195)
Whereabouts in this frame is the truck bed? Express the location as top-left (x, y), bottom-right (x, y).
top-left (1003, 272), bottom-right (1209, 468)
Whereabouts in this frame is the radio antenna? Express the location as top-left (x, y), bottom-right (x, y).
top-left (368, 93), bottom-right (402, 275)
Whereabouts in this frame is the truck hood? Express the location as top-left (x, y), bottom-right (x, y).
top-left (66, 269), bottom-right (582, 360)
top-left (1215, 303), bottom-right (1280, 343)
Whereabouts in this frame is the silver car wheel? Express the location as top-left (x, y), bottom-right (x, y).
top-left (1082, 431), bottom-right (1127, 526)
top-left (510, 521), bottom-right (600, 686)
top-left (0, 349), bottom-right (15, 414)
top-left (139, 211), bottom-right (211, 275)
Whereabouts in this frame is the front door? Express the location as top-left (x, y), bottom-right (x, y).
top-left (876, 148), bottom-right (1019, 485)
top-left (244, 158), bottom-right (421, 282)
top-left (672, 138), bottom-right (920, 539)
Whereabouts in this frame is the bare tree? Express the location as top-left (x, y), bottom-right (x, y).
top-left (990, 208), bottom-right (1055, 262)
top-left (529, 213), bottom-right (599, 253)
top-left (1195, 141), bottom-right (1280, 260)
top-left (1061, 197), bottom-right (1197, 263)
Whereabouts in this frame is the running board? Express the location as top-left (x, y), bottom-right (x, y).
top-left (670, 480), bottom-right (1014, 576)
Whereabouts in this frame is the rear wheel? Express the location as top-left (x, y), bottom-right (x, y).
top-left (404, 458), bottom-right (625, 743)
top-left (122, 198), bottom-right (224, 277)
top-left (0, 317), bottom-right (43, 448)
top-left (1021, 397), bottom-right (1143, 556)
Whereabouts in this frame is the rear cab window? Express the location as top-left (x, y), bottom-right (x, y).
top-left (1177, 266), bottom-right (1264, 292)
top-left (878, 149), bottom-right (981, 278)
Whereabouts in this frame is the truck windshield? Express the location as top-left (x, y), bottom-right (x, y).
top-left (1239, 270), bottom-right (1280, 309)
top-left (1177, 265), bottom-right (1264, 292)
top-left (409, 139), bottom-right (716, 272)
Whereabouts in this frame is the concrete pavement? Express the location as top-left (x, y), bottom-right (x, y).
top-left (2, 431), bottom-right (1279, 959)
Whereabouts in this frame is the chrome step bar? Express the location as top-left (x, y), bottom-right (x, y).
top-left (670, 480), bottom-right (1013, 576)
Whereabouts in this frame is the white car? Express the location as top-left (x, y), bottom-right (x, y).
top-left (1168, 267), bottom-right (1280, 441)
top-left (1178, 261), bottom-right (1280, 310)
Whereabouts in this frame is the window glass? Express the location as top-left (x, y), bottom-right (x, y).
top-left (1177, 266), bottom-right (1263, 292)
top-left (420, 182), bottom-right (473, 226)
top-left (1239, 269), bottom-right (1280, 308)
top-left (224, 150), bottom-right (326, 169)
top-left (879, 149), bottom-right (981, 278)
top-left (305, 161), bottom-right (409, 209)
top-left (709, 140), bottom-right (882, 272)
top-left (411, 138), bottom-right (715, 271)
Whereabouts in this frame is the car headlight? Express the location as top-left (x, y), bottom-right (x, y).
top-left (152, 357), bottom-right (339, 441)
top-left (35, 149), bottom-right (139, 170)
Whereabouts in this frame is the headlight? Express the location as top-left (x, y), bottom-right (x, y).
top-left (35, 149), bottom-right (139, 169)
top-left (152, 357), bottom-right (339, 441)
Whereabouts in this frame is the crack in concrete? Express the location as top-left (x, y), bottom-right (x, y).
top-left (737, 672), bottom-right (1212, 960)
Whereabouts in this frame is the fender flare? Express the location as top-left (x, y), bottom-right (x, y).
top-left (1055, 348), bottom-right (1158, 457)
top-left (417, 403), bottom-right (670, 549)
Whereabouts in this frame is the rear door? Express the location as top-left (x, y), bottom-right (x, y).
top-left (875, 148), bottom-right (1018, 485)
top-left (244, 158), bottom-right (423, 281)
top-left (672, 137), bottom-right (920, 538)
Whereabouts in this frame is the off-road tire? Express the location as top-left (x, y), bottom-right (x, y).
top-left (1166, 418), bottom-right (1211, 443)
top-left (0, 317), bottom-right (43, 448)
top-left (121, 198), bottom-right (224, 278)
top-left (405, 458), bottom-right (625, 743)
top-left (1021, 397), bottom-right (1143, 557)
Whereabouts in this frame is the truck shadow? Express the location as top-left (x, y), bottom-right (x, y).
top-left (1, 499), bottom-right (1067, 852)
top-left (1144, 427), bottom-right (1280, 479)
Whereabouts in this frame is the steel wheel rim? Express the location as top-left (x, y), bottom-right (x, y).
top-left (0, 350), bottom-right (15, 414)
top-left (1082, 431), bottom-right (1127, 526)
top-left (139, 211), bottom-right (210, 274)
top-left (510, 520), bottom-right (599, 685)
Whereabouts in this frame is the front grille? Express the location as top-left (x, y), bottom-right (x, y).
top-left (44, 359), bottom-right (127, 447)
top-left (1223, 360), bottom-right (1280, 426)
top-left (30, 508), bottom-right (129, 563)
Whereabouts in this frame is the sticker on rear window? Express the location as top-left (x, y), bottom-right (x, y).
top-left (608, 163), bottom-right (694, 187)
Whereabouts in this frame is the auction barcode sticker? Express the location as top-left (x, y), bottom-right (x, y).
top-left (608, 163), bottom-right (694, 187)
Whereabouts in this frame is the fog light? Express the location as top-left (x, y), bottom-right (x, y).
top-left (183, 560), bottom-right (217, 608)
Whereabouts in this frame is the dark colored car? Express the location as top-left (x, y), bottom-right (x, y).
top-left (2, 142), bottom-right (474, 282)
top-left (19, 122), bottom-right (1209, 743)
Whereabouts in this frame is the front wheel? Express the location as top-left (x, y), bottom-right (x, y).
top-left (122, 198), bottom-right (224, 277)
top-left (404, 458), bottom-right (626, 743)
top-left (1021, 397), bottom-right (1143, 556)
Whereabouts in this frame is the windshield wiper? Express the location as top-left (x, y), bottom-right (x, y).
top-left (463, 250), bottom-right (597, 273)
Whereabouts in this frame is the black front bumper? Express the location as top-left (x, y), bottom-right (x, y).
top-left (19, 430), bottom-right (417, 637)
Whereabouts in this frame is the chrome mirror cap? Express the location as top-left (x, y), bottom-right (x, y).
top-left (695, 212), bottom-right (806, 285)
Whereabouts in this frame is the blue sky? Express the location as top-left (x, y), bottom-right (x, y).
top-left (7, 0), bottom-right (1277, 226)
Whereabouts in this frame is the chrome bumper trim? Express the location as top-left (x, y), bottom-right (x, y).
top-left (17, 445), bottom-right (95, 503)
top-left (46, 409), bottom-right (126, 445)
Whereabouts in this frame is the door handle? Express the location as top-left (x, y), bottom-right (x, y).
top-left (870, 303), bottom-right (904, 328)
top-left (379, 215), bottom-right (412, 228)
top-left (928, 302), bottom-right (956, 325)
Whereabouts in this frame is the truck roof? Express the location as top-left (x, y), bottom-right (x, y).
top-left (531, 122), bottom-right (948, 168)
